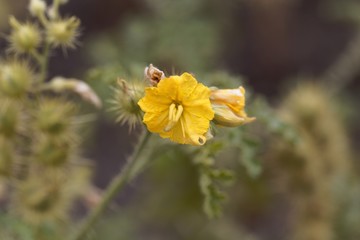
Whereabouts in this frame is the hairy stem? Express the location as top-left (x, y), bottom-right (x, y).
top-left (39, 42), bottom-right (50, 82)
top-left (321, 29), bottom-right (360, 94)
top-left (69, 130), bottom-right (152, 240)
top-left (31, 42), bottom-right (50, 83)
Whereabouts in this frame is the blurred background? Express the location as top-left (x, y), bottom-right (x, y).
top-left (1, 0), bottom-right (360, 239)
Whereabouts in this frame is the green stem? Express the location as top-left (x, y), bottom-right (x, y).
top-left (69, 130), bottom-right (152, 240)
top-left (321, 28), bottom-right (360, 94)
top-left (50, 0), bottom-right (62, 20)
top-left (31, 42), bottom-right (50, 83)
top-left (39, 42), bottom-right (50, 82)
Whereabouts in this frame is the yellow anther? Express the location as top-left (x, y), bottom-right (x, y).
top-left (168, 103), bottom-right (176, 121)
top-left (174, 105), bottom-right (183, 122)
top-left (164, 103), bottom-right (183, 132)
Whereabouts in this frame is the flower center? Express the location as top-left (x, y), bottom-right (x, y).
top-left (164, 103), bottom-right (183, 132)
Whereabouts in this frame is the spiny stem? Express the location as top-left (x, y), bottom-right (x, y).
top-left (31, 41), bottom-right (51, 83)
top-left (39, 42), bottom-right (50, 82)
top-left (69, 130), bottom-right (152, 240)
top-left (321, 29), bottom-right (360, 95)
top-left (50, 0), bottom-right (62, 20)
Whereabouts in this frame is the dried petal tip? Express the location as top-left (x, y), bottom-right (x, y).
top-left (144, 64), bottom-right (165, 86)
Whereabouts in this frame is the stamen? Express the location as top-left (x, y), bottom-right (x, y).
top-left (174, 105), bottom-right (183, 122)
top-left (164, 103), bottom-right (183, 132)
top-left (168, 103), bottom-right (176, 121)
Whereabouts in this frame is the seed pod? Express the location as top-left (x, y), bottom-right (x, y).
top-left (0, 139), bottom-right (13, 176)
top-left (13, 175), bottom-right (68, 224)
top-left (110, 79), bottom-right (145, 130)
top-left (0, 101), bottom-right (19, 138)
top-left (46, 17), bottom-right (80, 49)
top-left (34, 136), bottom-right (71, 166)
top-left (35, 99), bottom-right (76, 136)
top-left (9, 16), bottom-right (41, 53)
top-left (0, 61), bottom-right (33, 99)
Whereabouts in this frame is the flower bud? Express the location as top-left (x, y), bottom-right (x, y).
top-left (0, 101), bottom-right (19, 138)
top-left (46, 17), bottom-right (80, 48)
top-left (144, 64), bottom-right (165, 86)
top-left (28, 0), bottom-right (46, 17)
top-left (48, 76), bottom-right (102, 108)
top-left (0, 61), bottom-right (33, 98)
top-left (210, 86), bottom-right (255, 127)
top-left (9, 16), bottom-right (41, 53)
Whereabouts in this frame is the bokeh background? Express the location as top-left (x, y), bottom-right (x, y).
top-left (1, 0), bottom-right (360, 239)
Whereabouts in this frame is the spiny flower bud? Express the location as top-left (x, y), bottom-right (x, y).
top-left (0, 101), bottom-right (19, 138)
top-left (34, 136), bottom-right (71, 166)
top-left (111, 79), bottom-right (145, 130)
top-left (46, 17), bottom-right (80, 48)
top-left (9, 16), bottom-right (41, 53)
top-left (0, 61), bottom-right (33, 98)
top-left (35, 99), bottom-right (76, 136)
top-left (28, 0), bottom-right (46, 17)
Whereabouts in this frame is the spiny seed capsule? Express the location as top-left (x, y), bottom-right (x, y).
top-left (35, 137), bottom-right (71, 166)
top-left (14, 178), bottom-right (67, 224)
top-left (0, 61), bottom-right (33, 98)
top-left (36, 99), bottom-right (75, 135)
top-left (9, 16), bottom-right (41, 53)
top-left (0, 102), bottom-right (19, 138)
top-left (111, 79), bottom-right (144, 130)
top-left (0, 140), bottom-right (13, 176)
top-left (46, 17), bottom-right (80, 48)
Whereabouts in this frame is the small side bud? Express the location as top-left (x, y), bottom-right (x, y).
top-left (48, 77), bottom-right (102, 108)
top-left (144, 64), bottom-right (165, 86)
top-left (210, 86), bottom-right (255, 127)
top-left (46, 17), bottom-right (80, 49)
top-left (0, 61), bottom-right (33, 98)
top-left (28, 0), bottom-right (46, 17)
top-left (9, 16), bottom-right (41, 53)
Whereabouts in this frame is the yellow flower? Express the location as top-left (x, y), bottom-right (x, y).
top-left (210, 86), bottom-right (255, 127)
top-left (138, 73), bottom-right (214, 145)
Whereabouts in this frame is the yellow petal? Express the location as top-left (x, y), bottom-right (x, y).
top-left (143, 110), bottom-right (169, 133)
top-left (138, 87), bottom-right (172, 113)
